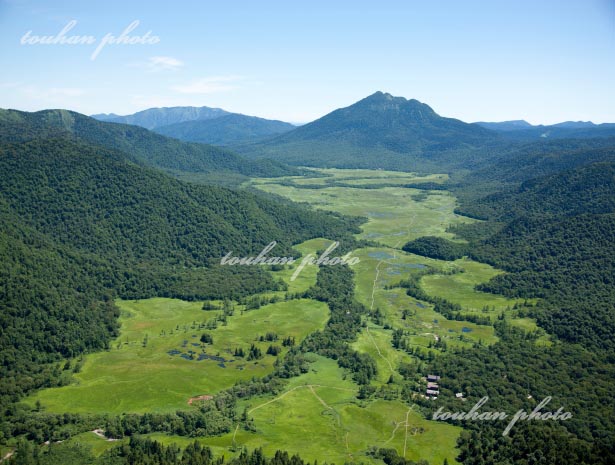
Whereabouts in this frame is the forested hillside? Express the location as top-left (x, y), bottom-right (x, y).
top-left (458, 160), bottom-right (615, 219)
top-left (406, 159), bottom-right (615, 353)
top-left (0, 109), bottom-right (295, 178)
top-left (401, 157), bottom-right (615, 463)
top-left (0, 135), bottom-right (361, 409)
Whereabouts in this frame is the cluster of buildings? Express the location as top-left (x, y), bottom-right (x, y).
top-left (424, 374), bottom-right (465, 400)
top-left (426, 374), bottom-right (440, 397)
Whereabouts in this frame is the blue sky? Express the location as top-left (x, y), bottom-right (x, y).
top-left (0, 0), bottom-right (613, 124)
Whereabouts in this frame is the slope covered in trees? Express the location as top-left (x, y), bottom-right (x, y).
top-left (0, 138), bottom-right (358, 263)
top-left (406, 160), bottom-right (615, 353)
top-left (0, 135), bottom-right (362, 408)
top-left (473, 213), bottom-right (615, 353)
top-left (234, 92), bottom-right (615, 178)
top-left (476, 161), bottom-right (615, 219)
top-left (459, 138), bottom-right (615, 186)
top-left (400, 157), bottom-right (615, 464)
top-left (0, 109), bottom-right (295, 178)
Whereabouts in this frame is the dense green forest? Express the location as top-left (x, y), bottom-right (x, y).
top-left (0, 133), bottom-right (362, 427)
top-left (302, 265), bottom-right (378, 385)
top-left (458, 161), bottom-right (615, 220)
top-left (0, 109), bottom-right (296, 178)
top-left (423, 322), bottom-right (615, 464)
top-left (405, 159), bottom-right (615, 353)
top-left (399, 156), bottom-right (615, 464)
top-left (402, 237), bottom-right (467, 261)
top-left (453, 161), bottom-right (615, 353)
top-left (0, 138), bottom-right (359, 263)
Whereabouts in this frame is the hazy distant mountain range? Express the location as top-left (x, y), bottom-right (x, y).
top-left (92, 107), bottom-right (296, 146)
top-left (91, 106), bottom-right (230, 129)
top-left (92, 96), bottom-right (615, 156)
top-left (475, 119), bottom-right (615, 140)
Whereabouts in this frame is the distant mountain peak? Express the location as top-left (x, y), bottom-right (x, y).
top-left (363, 91), bottom-right (410, 104)
top-left (234, 91), bottom-right (496, 168)
top-left (475, 119), bottom-right (615, 139)
top-left (91, 106), bottom-right (229, 130)
top-left (352, 92), bottom-right (437, 121)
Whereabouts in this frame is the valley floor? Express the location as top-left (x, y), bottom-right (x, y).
top-left (31, 169), bottom-right (549, 464)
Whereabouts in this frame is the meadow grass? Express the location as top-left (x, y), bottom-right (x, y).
top-left (31, 238), bottom-right (332, 414)
top-left (270, 237), bottom-right (332, 294)
top-left (352, 247), bottom-right (498, 352)
top-left (32, 297), bottom-right (329, 414)
top-left (157, 355), bottom-right (460, 464)
top-left (251, 171), bottom-right (474, 248)
top-left (249, 168), bottom-right (447, 188)
top-left (421, 259), bottom-right (527, 311)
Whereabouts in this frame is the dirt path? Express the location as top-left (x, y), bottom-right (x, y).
top-left (248, 385), bottom-right (304, 415)
top-left (383, 418), bottom-right (409, 446)
top-left (309, 385), bottom-right (331, 410)
top-left (248, 384), bottom-right (355, 415)
top-left (420, 332), bottom-right (440, 342)
top-left (245, 384), bottom-right (351, 454)
top-left (0, 451), bottom-right (14, 463)
top-left (403, 406), bottom-right (413, 458)
top-left (365, 326), bottom-right (395, 374)
top-left (308, 385), bottom-right (343, 428)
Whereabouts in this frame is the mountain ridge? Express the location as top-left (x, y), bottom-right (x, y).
top-left (475, 119), bottom-right (615, 139)
top-left (91, 106), bottom-right (297, 146)
top-left (154, 113), bottom-right (295, 145)
top-left (92, 105), bottom-right (230, 129)
top-left (0, 108), bottom-right (297, 179)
